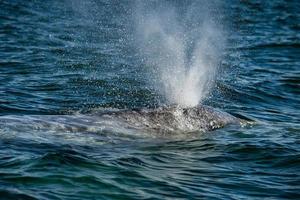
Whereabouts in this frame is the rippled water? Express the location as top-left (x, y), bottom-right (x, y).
top-left (0, 0), bottom-right (299, 199)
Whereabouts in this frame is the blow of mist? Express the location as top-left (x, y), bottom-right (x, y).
top-left (134, 1), bottom-right (225, 107)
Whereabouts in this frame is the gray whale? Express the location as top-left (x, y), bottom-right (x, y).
top-left (0, 105), bottom-right (246, 135)
top-left (104, 105), bottom-right (245, 132)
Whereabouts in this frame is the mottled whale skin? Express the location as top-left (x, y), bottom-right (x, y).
top-left (102, 105), bottom-right (244, 132)
top-left (0, 105), bottom-right (245, 134)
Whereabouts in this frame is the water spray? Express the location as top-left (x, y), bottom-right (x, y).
top-left (134, 1), bottom-right (225, 107)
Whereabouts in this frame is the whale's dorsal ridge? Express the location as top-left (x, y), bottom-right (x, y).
top-left (106, 104), bottom-right (244, 133)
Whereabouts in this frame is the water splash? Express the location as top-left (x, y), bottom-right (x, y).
top-left (134, 1), bottom-right (225, 107)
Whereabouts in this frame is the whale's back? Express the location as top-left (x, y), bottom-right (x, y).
top-left (0, 105), bottom-right (246, 137)
top-left (105, 105), bottom-right (243, 133)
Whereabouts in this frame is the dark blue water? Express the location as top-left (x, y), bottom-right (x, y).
top-left (0, 0), bottom-right (299, 199)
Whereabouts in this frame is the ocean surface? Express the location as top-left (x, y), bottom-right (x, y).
top-left (0, 0), bottom-right (299, 199)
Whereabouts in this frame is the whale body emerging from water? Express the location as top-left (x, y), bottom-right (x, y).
top-left (105, 105), bottom-right (245, 132)
top-left (0, 105), bottom-right (246, 135)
